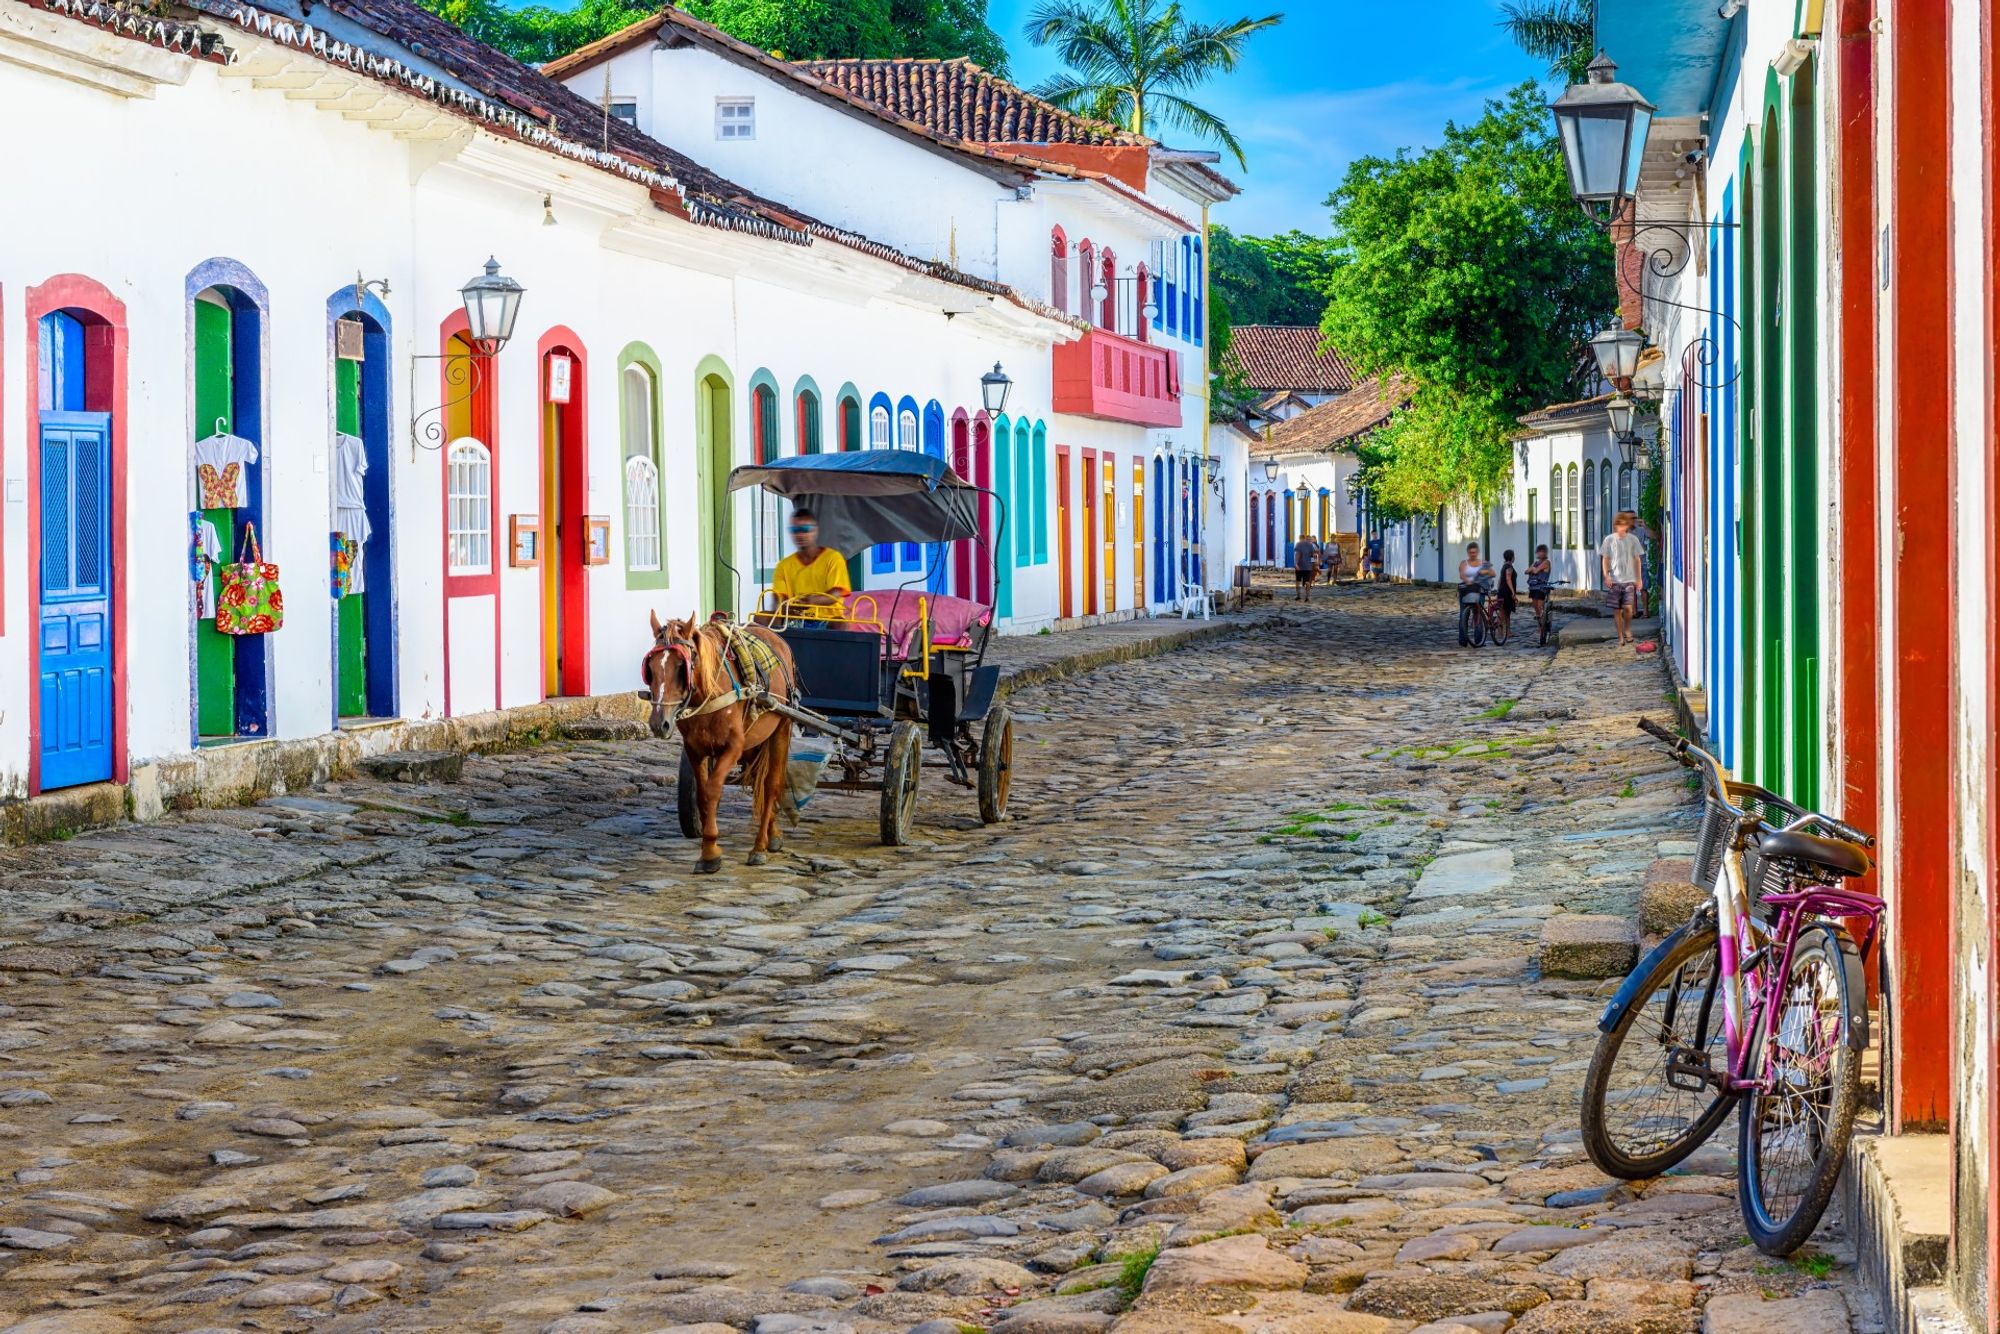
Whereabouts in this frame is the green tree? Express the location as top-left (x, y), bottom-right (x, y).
top-left (415, 0), bottom-right (1009, 74)
top-left (1499, 0), bottom-right (1594, 84)
top-left (1320, 83), bottom-right (1615, 517)
top-left (1022, 0), bottom-right (1282, 168)
top-left (1208, 225), bottom-right (1339, 334)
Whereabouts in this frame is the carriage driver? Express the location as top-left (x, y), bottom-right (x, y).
top-left (772, 506), bottom-right (850, 619)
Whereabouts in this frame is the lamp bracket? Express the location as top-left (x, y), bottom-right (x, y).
top-left (409, 351), bottom-right (484, 460)
top-left (1593, 215), bottom-right (1748, 394)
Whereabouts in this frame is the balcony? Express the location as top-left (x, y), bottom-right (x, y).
top-left (1052, 328), bottom-right (1181, 429)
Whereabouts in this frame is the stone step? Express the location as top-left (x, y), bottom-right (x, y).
top-left (357, 750), bottom-right (465, 784)
top-left (1538, 913), bottom-right (1638, 979)
top-left (1843, 1130), bottom-right (1977, 1333)
top-left (1638, 859), bottom-right (1707, 937)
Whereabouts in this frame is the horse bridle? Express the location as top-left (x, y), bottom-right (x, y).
top-left (642, 624), bottom-right (702, 736)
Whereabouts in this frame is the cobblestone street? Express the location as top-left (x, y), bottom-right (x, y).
top-left (0, 587), bottom-right (1863, 1334)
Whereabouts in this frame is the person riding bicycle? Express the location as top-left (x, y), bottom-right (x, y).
top-left (1457, 543), bottom-right (1494, 596)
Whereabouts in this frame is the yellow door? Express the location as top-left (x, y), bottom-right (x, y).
top-left (1102, 454), bottom-right (1117, 612)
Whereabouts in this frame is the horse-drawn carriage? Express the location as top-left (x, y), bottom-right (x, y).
top-left (646, 451), bottom-right (1014, 864)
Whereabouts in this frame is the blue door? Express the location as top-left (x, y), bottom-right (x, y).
top-left (38, 411), bottom-right (114, 790)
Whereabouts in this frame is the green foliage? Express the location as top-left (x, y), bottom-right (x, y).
top-left (1210, 225), bottom-right (1340, 329)
top-left (1499, 0), bottom-right (1594, 83)
top-left (1023, 0), bottom-right (1282, 167)
top-left (1479, 698), bottom-right (1517, 720)
top-left (1320, 85), bottom-right (1615, 517)
top-left (1114, 1242), bottom-right (1161, 1299)
top-left (413, 0), bottom-right (1008, 73)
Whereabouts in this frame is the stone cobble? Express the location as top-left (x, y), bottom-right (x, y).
top-left (0, 587), bottom-right (1864, 1332)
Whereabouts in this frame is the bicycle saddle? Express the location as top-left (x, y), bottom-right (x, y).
top-left (1750, 828), bottom-right (1872, 879)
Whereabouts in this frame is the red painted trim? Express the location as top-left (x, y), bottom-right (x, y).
top-left (1833, 0), bottom-right (1882, 1001)
top-left (1055, 445), bottom-right (1073, 621)
top-left (438, 313), bottom-right (503, 718)
top-left (538, 326), bottom-right (591, 700)
top-left (973, 414), bottom-right (993, 606)
top-left (1, 283), bottom-right (6, 642)
top-left (1080, 448), bottom-right (1099, 617)
top-left (1886, 0), bottom-right (1955, 1132)
top-left (24, 276), bottom-right (129, 795)
top-left (949, 410), bottom-right (972, 598)
top-left (1983, 0), bottom-right (2000, 1315)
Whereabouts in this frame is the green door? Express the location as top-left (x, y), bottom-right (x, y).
top-left (336, 357), bottom-right (368, 718)
top-left (194, 299), bottom-right (236, 737)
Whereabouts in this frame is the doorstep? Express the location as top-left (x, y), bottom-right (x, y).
top-left (1843, 1129), bottom-right (1977, 1333)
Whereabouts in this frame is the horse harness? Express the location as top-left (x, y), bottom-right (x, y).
top-left (647, 621), bottom-right (791, 730)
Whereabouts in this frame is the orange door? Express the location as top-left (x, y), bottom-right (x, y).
top-left (1082, 450), bottom-right (1099, 616)
top-left (1102, 453), bottom-right (1117, 612)
top-left (1056, 447), bottom-right (1073, 620)
top-left (1132, 459), bottom-right (1145, 608)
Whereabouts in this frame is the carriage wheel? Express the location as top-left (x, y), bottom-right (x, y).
top-left (978, 707), bottom-right (1014, 825)
top-left (879, 720), bottom-right (922, 846)
top-left (677, 749), bottom-right (704, 840)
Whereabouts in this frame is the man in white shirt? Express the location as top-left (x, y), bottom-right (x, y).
top-left (1599, 510), bottom-right (1645, 647)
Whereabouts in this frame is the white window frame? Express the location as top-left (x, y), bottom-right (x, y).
top-left (625, 455), bottom-right (661, 572)
top-left (609, 98), bottom-right (638, 127)
top-left (898, 408), bottom-right (918, 452)
top-left (716, 97), bottom-right (755, 141)
top-left (870, 405), bottom-right (892, 450)
top-left (446, 438), bottom-right (492, 575)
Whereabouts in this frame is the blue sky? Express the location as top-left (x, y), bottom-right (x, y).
top-left (988, 0), bottom-right (1555, 236)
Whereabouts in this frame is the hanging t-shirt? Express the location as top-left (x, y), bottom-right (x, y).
top-left (194, 430), bottom-right (258, 509)
top-left (333, 432), bottom-right (371, 595)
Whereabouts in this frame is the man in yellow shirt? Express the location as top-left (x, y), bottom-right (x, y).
top-left (770, 507), bottom-right (850, 620)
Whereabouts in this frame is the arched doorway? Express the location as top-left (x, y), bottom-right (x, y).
top-left (329, 291), bottom-right (395, 723)
top-left (539, 329), bottom-right (590, 698)
top-left (28, 278), bottom-right (126, 792)
top-left (188, 262), bottom-right (271, 745)
top-left (695, 359), bottom-right (736, 618)
top-left (950, 410), bottom-right (973, 599)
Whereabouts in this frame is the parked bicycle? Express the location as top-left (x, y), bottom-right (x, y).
top-left (1532, 580), bottom-right (1569, 646)
top-left (1580, 719), bottom-right (1880, 1254)
top-left (1456, 582), bottom-right (1509, 647)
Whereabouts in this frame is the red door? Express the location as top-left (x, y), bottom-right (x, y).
top-left (950, 413), bottom-right (972, 598)
top-left (540, 333), bottom-right (590, 699)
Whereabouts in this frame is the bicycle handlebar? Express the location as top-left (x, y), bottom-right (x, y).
top-left (1634, 717), bottom-right (1876, 849)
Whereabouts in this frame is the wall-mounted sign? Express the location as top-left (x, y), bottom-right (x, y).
top-left (508, 514), bottom-right (542, 568)
top-left (585, 515), bottom-right (612, 566)
top-left (335, 316), bottom-right (366, 362)
top-left (547, 353), bottom-right (573, 404)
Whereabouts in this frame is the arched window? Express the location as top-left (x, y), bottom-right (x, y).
top-left (1100, 248), bottom-right (1117, 329)
top-left (447, 439), bottom-right (492, 574)
top-left (870, 402), bottom-right (892, 450)
top-left (869, 397), bottom-right (895, 572)
top-left (751, 376), bottom-right (781, 576)
top-left (1601, 462), bottom-right (1615, 540)
top-left (1549, 465), bottom-right (1563, 549)
top-left (1582, 460), bottom-right (1597, 550)
top-left (898, 403), bottom-right (919, 451)
top-left (1618, 462), bottom-right (1634, 511)
top-left (795, 384), bottom-right (822, 454)
top-left (1180, 237), bottom-right (1193, 334)
top-left (1050, 227), bottom-right (1069, 315)
top-left (1013, 419), bottom-right (1033, 567)
top-left (1135, 264), bottom-right (1151, 343)
top-left (1078, 240), bottom-right (1096, 320)
top-left (1030, 422), bottom-right (1049, 564)
top-left (752, 383), bottom-right (780, 463)
top-left (1164, 241), bottom-right (1179, 335)
top-left (1566, 463), bottom-right (1580, 550)
top-left (621, 357), bottom-right (664, 576)
top-left (624, 456), bottom-right (661, 572)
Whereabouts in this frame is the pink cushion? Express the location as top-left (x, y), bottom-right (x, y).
top-left (876, 592), bottom-right (992, 659)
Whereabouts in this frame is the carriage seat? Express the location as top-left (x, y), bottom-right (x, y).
top-left (876, 593), bottom-right (993, 660)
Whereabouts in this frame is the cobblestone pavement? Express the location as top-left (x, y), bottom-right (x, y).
top-left (0, 587), bottom-right (1864, 1334)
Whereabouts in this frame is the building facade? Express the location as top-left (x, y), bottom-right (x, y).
top-left (0, 0), bottom-right (1233, 815)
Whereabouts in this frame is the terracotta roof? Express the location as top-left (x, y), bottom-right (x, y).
top-left (1226, 326), bottom-right (1356, 394)
top-left (33, 0), bottom-right (228, 59)
top-left (1515, 392), bottom-right (1616, 431)
top-left (1251, 375), bottom-right (1412, 457)
top-left (797, 58), bottom-right (1145, 147)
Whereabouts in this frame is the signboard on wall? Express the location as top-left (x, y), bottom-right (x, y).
top-left (547, 353), bottom-right (573, 404)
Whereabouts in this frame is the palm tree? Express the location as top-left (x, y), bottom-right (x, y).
top-left (1023, 0), bottom-right (1282, 169)
top-left (1499, 0), bottom-right (1594, 84)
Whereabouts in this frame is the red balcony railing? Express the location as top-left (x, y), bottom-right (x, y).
top-left (1052, 328), bottom-right (1181, 428)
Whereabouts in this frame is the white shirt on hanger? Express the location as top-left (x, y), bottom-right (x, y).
top-left (194, 429), bottom-right (258, 509)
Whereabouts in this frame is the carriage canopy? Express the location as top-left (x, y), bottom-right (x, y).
top-left (727, 452), bottom-right (981, 557)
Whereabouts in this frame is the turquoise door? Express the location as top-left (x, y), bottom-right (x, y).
top-left (38, 411), bottom-right (114, 789)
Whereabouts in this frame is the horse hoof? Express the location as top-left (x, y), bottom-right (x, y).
top-left (746, 851), bottom-right (768, 867)
top-left (767, 836), bottom-right (785, 853)
top-left (694, 857), bottom-right (723, 875)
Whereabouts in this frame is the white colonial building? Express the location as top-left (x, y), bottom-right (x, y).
top-left (0, 0), bottom-right (1234, 816)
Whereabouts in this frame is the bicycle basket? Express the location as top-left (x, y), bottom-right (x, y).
top-left (1691, 798), bottom-right (1731, 891)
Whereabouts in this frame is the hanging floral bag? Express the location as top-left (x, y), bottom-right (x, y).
top-left (217, 523), bottom-right (284, 636)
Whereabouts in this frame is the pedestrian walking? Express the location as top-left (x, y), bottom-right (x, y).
top-left (1498, 548), bottom-right (1520, 632)
top-left (1366, 534), bottom-right (1384, 581)
top-left (1600, 510), bottom-right (1645, 647)
top-left (1322, 537), bottom-right (1341, 584)
top-left (1293, 532), bottom-right (1321, 602)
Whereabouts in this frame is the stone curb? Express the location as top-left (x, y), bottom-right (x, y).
top-left (1639, 858), bottom-right (1706, 938)
top-left (1539, 913), bottom-right (1639, 980)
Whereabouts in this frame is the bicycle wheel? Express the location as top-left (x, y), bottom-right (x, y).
top-left (1458, 605), bottom-right (1473, 646)
top-left (1490, 605), bottom-right (1510, 645)
top-left (1738, 923), bottom-right (1862, 1254)
top-left (1581, 921), bottom-right (1736, 1179)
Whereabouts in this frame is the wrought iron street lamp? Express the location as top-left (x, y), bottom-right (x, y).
top-left (980, 362), bottom-right (1013, 416)
top-left (1607, 395), bottom-right (1636, 441)
top-left (461, 257), bottom-right (526, 356)
top-left (1551, 53), bottom-right (1654, 217)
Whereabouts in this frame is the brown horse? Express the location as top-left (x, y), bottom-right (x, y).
top-left (642, 611), bottom-right (797, 873)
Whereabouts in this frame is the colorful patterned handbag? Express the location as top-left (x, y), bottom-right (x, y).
top-left (217, 523), bottom-right (284, 636)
